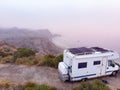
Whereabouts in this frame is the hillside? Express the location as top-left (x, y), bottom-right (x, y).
top-left (0, 27), bottom-right (53, 40)
top-left (4, 37), bottom-right (62, 55)
top-left (0, 27), bottom-right (62, 55)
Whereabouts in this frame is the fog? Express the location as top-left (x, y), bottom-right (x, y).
top-left (0, 0), bottom-right (120, 52)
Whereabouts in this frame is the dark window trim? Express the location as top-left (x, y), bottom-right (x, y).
top-left (78, 62), bottom-right (87, 69)
top-left (94, 61), bottom-right (101, 65)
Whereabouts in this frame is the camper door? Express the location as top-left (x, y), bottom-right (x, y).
top-left (101, 57), bottom-right (107, 75)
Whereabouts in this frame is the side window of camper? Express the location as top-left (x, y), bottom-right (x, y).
top-left (108, 60), bottom-right (112, 66)
top-left (78, 62), bottom-right (87, 69)
top-left (93, 61), bottom-right (101, 65)
top-left (108, 60), bottom-right (115, 67)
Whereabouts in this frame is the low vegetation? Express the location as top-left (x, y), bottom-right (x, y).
top-left (14, 48), bottom-right (35, 59)
top-left (73, 79), bottom-right (110, 90)
top-left (0, 48), bottom-right (13, 57)
top-left (0, 80), bottom-right (13, 88)
top-left (0, 55), bottom-right (13, 63)
top-left (22, 82), bottom-right (57, 90)
top-left (0, 48), bottom-right (63, 68)
top-left (42, 54), bottom-right (63, 68)
top-left (0, 80), bottom-right (110, 90)
top-left (0, 80), bottom-right (17, 90)
top-left (0, 81), bottom-right (57, 90)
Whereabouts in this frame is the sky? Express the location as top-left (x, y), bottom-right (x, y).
top-left (0, 0), bottom-right (120, 51)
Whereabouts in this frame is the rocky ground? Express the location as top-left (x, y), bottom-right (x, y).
top-left (0, 64), bottom-right (119, 90)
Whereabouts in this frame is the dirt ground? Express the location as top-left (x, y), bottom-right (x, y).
top-left (0, 64), bottom-right (119, 90)
top-left (102, 73), bottom-right (120, 90)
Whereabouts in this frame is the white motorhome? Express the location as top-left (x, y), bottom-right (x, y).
top-left (58, 47), bottom-right (120, 81)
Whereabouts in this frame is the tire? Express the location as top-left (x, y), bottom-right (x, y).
top-left (81, 78), bottom-right (87, 82)
top-left (112, 71), bottom-right (117, 76)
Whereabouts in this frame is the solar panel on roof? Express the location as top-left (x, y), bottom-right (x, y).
top-left (78, 47), bottom-right (94, 52)
top-left (91, 47), bottom-right (108, 53)
top-left (69, 47), bottom-right (94, 55)
top-left (69, 48), bottom-right (80, 54)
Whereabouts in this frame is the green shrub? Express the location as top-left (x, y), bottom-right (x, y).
top-left (0, 49), bottom-right (13, 57)
top-left (53, 54), bottom-right (63, 68)
top-left (73, 81), bottom-right (91, 90)
top-left (45, 54), bottom-right (56, 58)
top-left (22, 82), bottom-right (57, 90)
top-left (33, 57), bottom-right (44, 66)
top-left (91, 80), bottom-right (110, 90)
top-left (15, 57), bottom-right (34, 65)
top-left (42, 54), bottom-right (63, 68)
top-left (0, 55), bottom-right (14, 63)
top-left (38, 84), bottom-right (57, 90)
top-left (0, 80), bottom-right (16, 90)
top-left (73, 79), bottom-right (110, 90)
top-left (0, 80), bottom-right (12, 88)
top-left (14, 48), bottom-right (35, 60)
top-left (42, 54), bottom-right (55, 67)
top-left (0, 51), bottom-right (63, 68)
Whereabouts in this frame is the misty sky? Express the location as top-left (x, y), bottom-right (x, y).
top-left (0, 0), bottom-right (120, 51)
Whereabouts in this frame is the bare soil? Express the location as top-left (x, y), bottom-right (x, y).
top-left (0, 64), bottom-right (119, 90)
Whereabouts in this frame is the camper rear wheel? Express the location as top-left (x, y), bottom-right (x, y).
top-left (81, 78), bottom-right (87, 82)
top-left (112, 71), bottom-right (117, 76)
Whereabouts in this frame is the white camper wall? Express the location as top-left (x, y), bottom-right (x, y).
top-left (63, 50), bottom-right (72, 66)
top-left (71, 57), bottom-right (103, 80)
top-left (101, 57), bottom-right (107, 75)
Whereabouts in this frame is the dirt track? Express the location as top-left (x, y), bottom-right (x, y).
top-left (0, 64), bottom-right (119, 90)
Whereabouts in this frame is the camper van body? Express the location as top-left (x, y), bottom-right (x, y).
top-left (58, 47), bottom-right (120, 81)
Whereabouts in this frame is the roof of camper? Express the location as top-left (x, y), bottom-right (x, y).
top-left (68, 47), bottom-right (111, 55)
